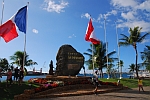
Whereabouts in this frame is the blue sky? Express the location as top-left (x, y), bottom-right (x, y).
top-left (0, 0), bottom-right (150, 73)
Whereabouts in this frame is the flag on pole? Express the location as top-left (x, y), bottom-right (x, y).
top-left (0, 6), bottom-right (27, 43)
top-left (85, 18), bottom-right (100, 44)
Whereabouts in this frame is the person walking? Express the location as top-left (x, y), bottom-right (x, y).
top-left (6, 69), bottom-right (12, 87)
top-left (18, 67), bottom-right (24, 86)
top-left (0, 69), bottom-right (2, 86)
top-left (138, 77), bottom-right (144, 92)
top-left (14, 67), bottom-right (19, 83)
top-left (93, 70), bottom-right (99, 95)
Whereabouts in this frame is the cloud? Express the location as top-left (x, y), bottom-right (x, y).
top-left (136, 0), bottom-right (150, 12)
top-left (32, 29), bottom-right (38, 34)
top-left (109, 0), bottom-right (150, 32)
top-left (111, 0), bottom-right (138, 8)
top-left (68, 34), bottom-right (76, 38)
top-left (121, 12), bottom-right (136, 21)
top-left (81, 13), bottom-right (91, 19)
top-left (141, 39), bottom-right (150, 44)
top-left (42, 0), bottom-right (69, 13)
top-left (117, 20), bottom-right (150, 32)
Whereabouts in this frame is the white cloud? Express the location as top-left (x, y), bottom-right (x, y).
top-left (111, 0), bottom-right (138, 8)
top-left (141, 39), bottom-right (150, 44)
top-left (117, 20), bottom-right (150, 32)
top-left (136, 0), bottom-right (150, 12)
top-left (105, 10), bottom-right (117, 18)
top-left (68, 34), bottom-right (76, 38)
top-left (32, 29), bottom-right (38, 34)
top-left (109, 0), bottom-right (150, 32)
top-left (121, 12), bottom-right (136, 21)
top-left (43, 0), bottom-right (68, 13)
top-left (81, 13), bottom-right (91, 19)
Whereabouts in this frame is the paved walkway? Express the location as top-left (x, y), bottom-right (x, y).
top-left (31, 86), bottom-right (150, 100)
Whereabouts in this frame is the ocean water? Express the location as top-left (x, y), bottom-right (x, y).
top-left (0, 73), bottom-right (130, 82)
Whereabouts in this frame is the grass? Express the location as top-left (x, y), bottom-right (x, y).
top-left (0, 81), bottom-right (39, 100)
top-left (0, 78), bottom-right (150, 100)
top-left (100, 78), bottom-right (150, 88)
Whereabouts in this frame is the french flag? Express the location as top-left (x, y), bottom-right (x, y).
top-left (0, 6), bottom-right (27, 43)
top-left (85, 18), bottom-right (100, 44)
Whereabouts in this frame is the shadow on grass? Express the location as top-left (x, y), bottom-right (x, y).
top-left (0, 81), bottom-right (39, 100)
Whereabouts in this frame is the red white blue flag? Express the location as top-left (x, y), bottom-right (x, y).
top-left (0, 6), bottom-right (27, 43)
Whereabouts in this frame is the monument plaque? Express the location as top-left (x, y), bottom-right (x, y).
top-left (55, 44), bottom-right (84, 76)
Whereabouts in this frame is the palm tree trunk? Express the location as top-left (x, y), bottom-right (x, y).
top-left (135, 46), bottom-right (139, 78)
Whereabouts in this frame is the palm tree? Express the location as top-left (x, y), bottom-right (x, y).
top-left (116, 60), bottom-right (124, 78)
top-left (141, 45), bottom-right (150, 71)
top-left (95, 42), bottom-right (118, 78)
top-left (128, 63), bottom-right (135, 73)
top-left (83, 44), bottom-right (98, 70)
top-left (84, 42), bottom-right (118, 78)
top-left (10, 51), bottom-right (38, 70)
top-left (119, 26), bottom-right (150, 78)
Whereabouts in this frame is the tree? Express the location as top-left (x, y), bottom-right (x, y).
top-left (116, 60), bottom-right (124, 78)
top-left (128, 63), bottom-right (135, 73)
top-left (119, 26), bottom-right (150, 78)
top-left (0, 58), bottom-right (9, 72)
top-left (84, 42), bottom-right (117, 78)
top-left (95, 42), bottom-right (117, 78)
top-left (10, 51), bottom-right (38, 71)
top-left (141, 45), bottom-right (150, 71)
top-left (83, 44), bottom-right (98, 70)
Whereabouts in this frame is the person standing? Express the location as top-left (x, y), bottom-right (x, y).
top-left (93, 70), bottom-right (99, 95)
top-left (14, 67), bottom-right (19, 82)
top-left (18, 67), bottom-right (24, 86)
top-left (0, 69), bottom-right (2, 85)
top-left (6, 69), bottom-right (12, 87)
top-left (138, 77), bottom-right (144, 92)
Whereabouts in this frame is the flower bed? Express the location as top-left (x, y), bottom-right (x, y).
top-left (14, 76), bottom-right (123, 100)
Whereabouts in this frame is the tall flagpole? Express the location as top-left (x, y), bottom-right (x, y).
top-left (115, 21), bottom-right (121, 79)
top-left (23, 2), bottom-right (29, 70)
top-left (104, 16), bottom-right (109, 79)
top-left (0, 0), bottom-right (4, 41)
top-left (1, 0), bottom-right (4, 25)
top-left (92, 43), bottom-right (94, 75)
top-left (89, 16), bottom-right (95, 75)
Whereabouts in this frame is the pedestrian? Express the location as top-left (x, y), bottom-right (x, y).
top-left (18, 67), bottom-right (24, 86)
top-left (0, 69), bottom-right (2, 84)
top-left (6, 69), bottom-right (12, 87)
top-left (14, 67), bottom-right (19, 82)
top-left (93, 70), bottom-right (99, 95)
top-left (138, 77), bottom-right (144, 92)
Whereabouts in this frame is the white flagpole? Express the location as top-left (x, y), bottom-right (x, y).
top-left (104, 16), bottom-right (109, 79)
top-left (115, 21), bottom-right (121, 79)
top-left (23, 2), bottom-right (29, 70)
top-left (0, 0), bottom-right (4, 41)
top-left (92, 43), bottom-right (94, 75)
top-left (0, 0), bottom-right (4, 25)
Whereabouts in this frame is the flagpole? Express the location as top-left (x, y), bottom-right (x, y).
top-left (23, 2), bottom-right (29, 70)
top-left (92, 43), bottom-right (95, 75)
top-left (0, 0), bottom-right (4, 25)
top-left (104, 16), bottom-right (109, 79)
top-left (0, 0), bottom-right (4, 41)
top-left (115, 21), bottom-right (120, 78)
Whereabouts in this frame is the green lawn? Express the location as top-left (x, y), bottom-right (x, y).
top-left (0, 78), bottom-right (150, 100)
top-left (0, 81), bottom-right (39, 100)
top-left (100, 78), bottom-right (150, 88)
